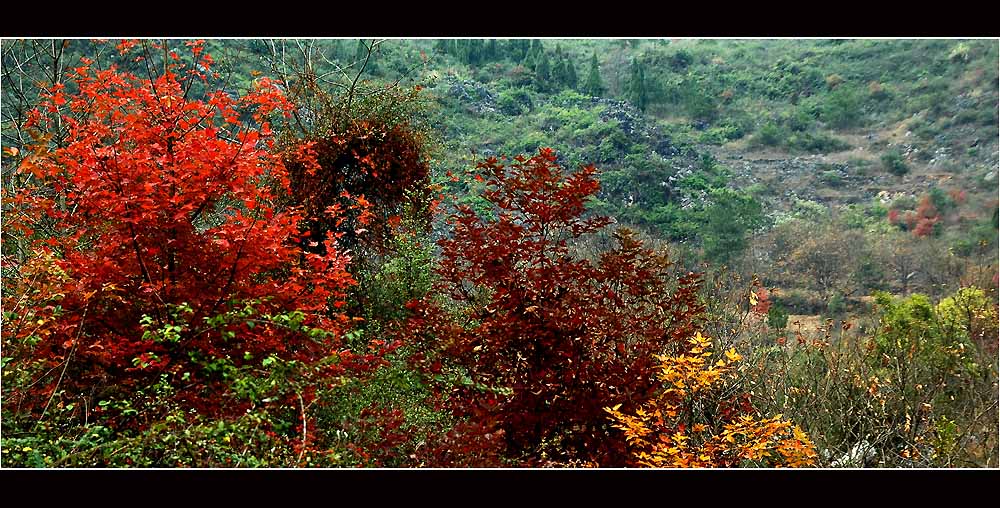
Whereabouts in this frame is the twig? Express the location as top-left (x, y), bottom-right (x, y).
top-left (35, 303), bottom-right (89, 429)
top-left (296, 389), bottom-right (308, 465)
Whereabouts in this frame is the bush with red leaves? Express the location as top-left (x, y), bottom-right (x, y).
top-left (401, 148), bottom-right (706, 466)
top-left (2, 41), bottom-right (390, 431)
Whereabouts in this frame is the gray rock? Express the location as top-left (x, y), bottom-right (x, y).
top-left (829, 440), bottom-right (877, 467)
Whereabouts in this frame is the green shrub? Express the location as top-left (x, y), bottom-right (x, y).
top-left (855, 255), bottom-right (888, 291)
top-left (912, 120), bottom-right (939, 140)
top-left (819, 170), bottom-right (843, 187)
top-left (820, 84), bottom-right (864, 129)
top-left (791, 199), bottom-right (828, 221)
top-left (497, 88), bottom-right (533, 115)
top-left (872, 291), bottom-right (982, 381)
top-left (776, 290), bottom-right (822, 314)
top-left (670, 49), bottom-right (694, 70)
top-left (682, 80), bottom-right (719, 123)
top-left (881, 150), bottom-right (909, 176)
top-left (783, 107), bottom-right (816, 132)
top-left (753, 122), bottom-right (787, 147)
top-left (699, 124), bottom-right (744, 145)
top-left (789, 132), bottom-right (851, 153)
top-left (826, 294), bottom-right (847, 316)
top-left (767, 304), bottom-right (790, 330)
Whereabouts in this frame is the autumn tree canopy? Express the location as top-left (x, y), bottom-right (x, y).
top-left (402, 148), bottom-right (706, 466)
top-left (2, 40), bottom-right (389, 430)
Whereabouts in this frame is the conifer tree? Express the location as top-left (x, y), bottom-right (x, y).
top-left (584, 52), bottom-right (605, 96)
top-left (469, 39), bottom-right (484, 64)
top-left (525, 39), bottom-right (543, 68)
top-left (486, 39), bottom-right (498, 61)
top-left (628, 58), bottom-right (648, 111)
top-left (535, 51), bottom-right (552, 88)
top-left (552, 58), bottom-right (569, 89)
top-left (455, 39), bottom-right (469, 62)
top-left (507, 39), bottom-right (529, 62)
top-left (566, 57), bottom-right (579, 90)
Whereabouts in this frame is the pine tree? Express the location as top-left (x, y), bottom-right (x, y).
top-left (584, 52), bottom-right (605, 96)
top-left (535, 51), bottom-right (551, 90)
top-left (486, 39), bottom-right (498, 61)
top-left (566, 57), bottom-right (579, 90)
top-left (552, 58), bottom-right (569, 89)
top-left (467, 40), bottom-right (483, 65)
top-left (456, 39), bottom-right (469, 63)
top-left (507, 39), bottom-right (529, 62)
top-left (628, 58), bottom-right (648, 111)
top-left (517, 40), bottom-right (531, 61)
top-left (525, 39), bottom-right (543, 68)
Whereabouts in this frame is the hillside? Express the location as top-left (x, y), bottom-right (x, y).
top-left (329, 38), bottom-right (999, 307)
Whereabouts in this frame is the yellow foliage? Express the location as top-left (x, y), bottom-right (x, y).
top-left (605, 334), bottom-right (818, 468)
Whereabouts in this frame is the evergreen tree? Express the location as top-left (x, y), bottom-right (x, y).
top-left (552, 58), bottom-right (568, 89)
top-left (517, 40), bottom-right (531, 61)
top-left (702, 189), bottom-right (765, 266)
top-left (467, 40), bottom-right (483, 65)
top-left (584, 52), bottom-right (605, 96)
top-left (456, 39), bottom-right (469, 63)
top-left (327, 39), bottom-right (342, 61)
top-left (628, 58), bottom-right (648, 111)
top-left (535, 51), bottom-right (551, 89)
top-left (486, 39), bottom-right (498, 61)
top-left (523, 53), bottom-right (536, 71)
top-left (566, 57), bottom-right (579, 90)
top-left (507, 39), bottom-right (529, 62)
top-left (525, 39), bottom-right (543, 68)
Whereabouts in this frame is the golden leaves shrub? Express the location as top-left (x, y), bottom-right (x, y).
top-left (605, 333), bottom-right (818, 467)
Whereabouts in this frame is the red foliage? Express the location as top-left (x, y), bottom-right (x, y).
top-left (888, 208), bottom-right (901, 225)
top-left (913, 217), bottom-right (939, 237)
top-left (949, 188), bottom-right (967, 205)
top-left (912, 195), bottom-right (941, 237)
top-left (283, 120), bottom-right (430, 257)
top-left (916, 194), bottom-right (939, 220)
top-left (401, 149), bottom-right (705, 466)
top-left (4, 43), bottom-right (387, 425)
top-left (752, 288), bottom-right (772, 315)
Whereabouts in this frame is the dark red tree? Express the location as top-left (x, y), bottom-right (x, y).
top-left (402, 148), bottom-right (705, 466)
